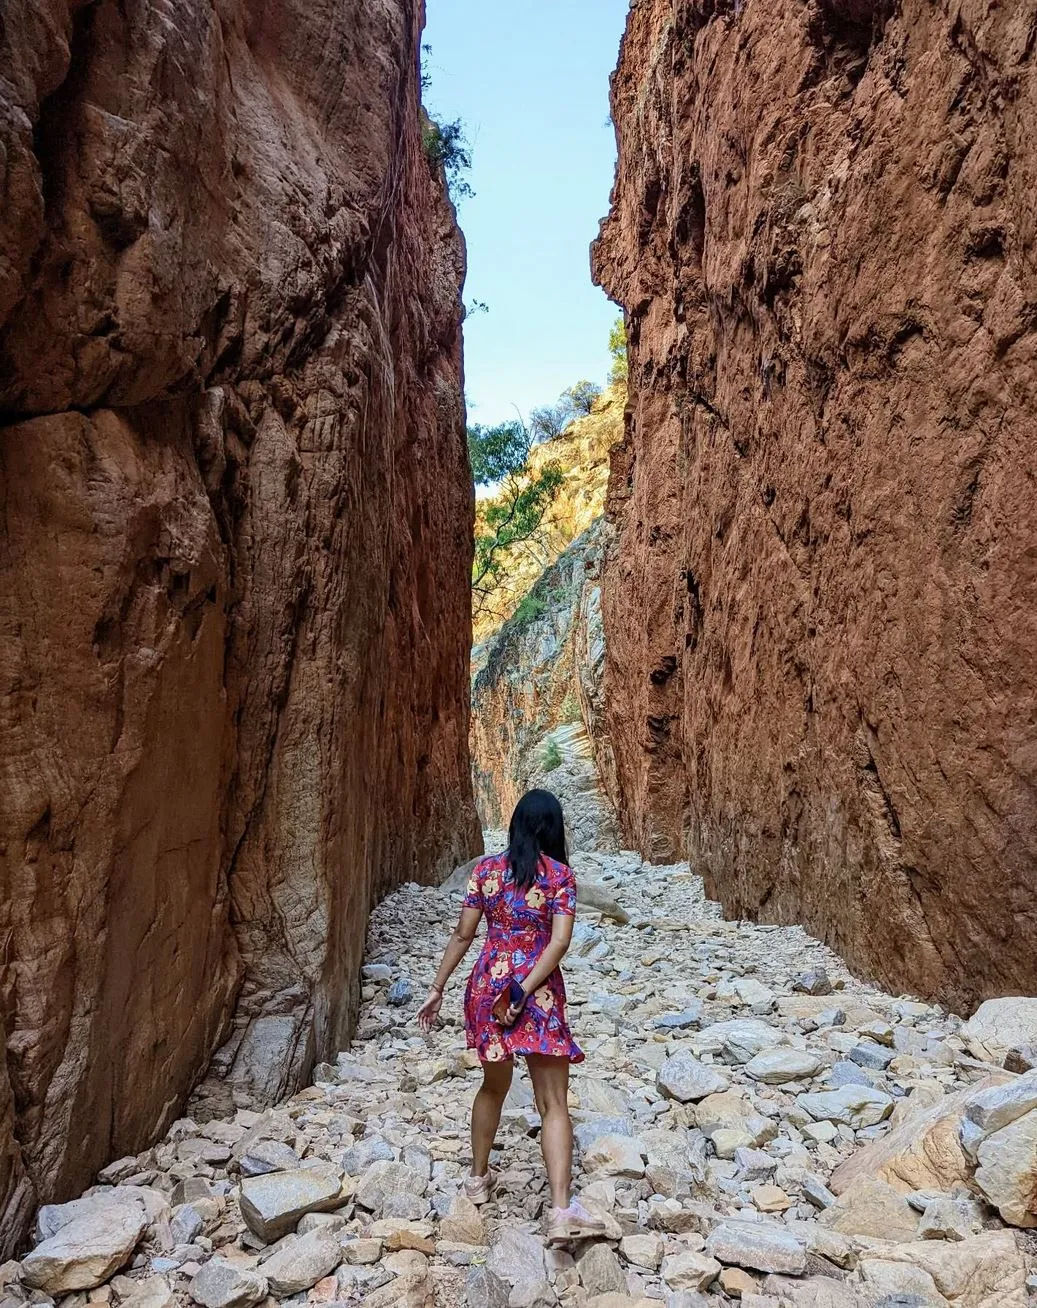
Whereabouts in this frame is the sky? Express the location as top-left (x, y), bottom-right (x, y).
top-left (423, 0), bottom-right (630, 428)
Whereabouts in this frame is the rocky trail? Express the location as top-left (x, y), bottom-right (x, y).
top-left (7, 841), bottom-right (1037, 1308)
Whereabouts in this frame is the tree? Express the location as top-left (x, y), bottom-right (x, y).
top-left (564, 379), bottom-right (602, 415)
top-left (609, 316), bottom-right (628, 384)
top-left (528, 380), bottom-right (598, 443)
top-left (468, 421), bottom-right (564, 624)
top-left (529, 401), bottom-right (571, 443)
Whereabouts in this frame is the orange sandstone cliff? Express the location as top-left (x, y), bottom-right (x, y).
top-left (0, 0), bottom-right (479, 1249)
top-left (593, 0), bottom-right (1036, 1011)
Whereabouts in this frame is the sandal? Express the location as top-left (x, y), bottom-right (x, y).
top-left (545, 1198), bottom-right (607, 1245)
top-left (463, 1168), bottom-right (496, 1205)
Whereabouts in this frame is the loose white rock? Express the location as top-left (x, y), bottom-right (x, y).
top-left (657, 1053), bottom-right (730, 1103)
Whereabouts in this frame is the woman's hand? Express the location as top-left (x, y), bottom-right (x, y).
top-left (417, 987), bottom-right (443, 1032)
top-left (502, 989), bottom-right (528, 1027)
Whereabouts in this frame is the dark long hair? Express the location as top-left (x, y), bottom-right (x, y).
top-left (506, 789), bottom-right (569, 890)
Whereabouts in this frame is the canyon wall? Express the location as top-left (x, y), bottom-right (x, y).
top-left (0, 0), bottom-right (479, 1252)
top-left (471, 523), bottom-right (621, 851)
top-left (593, 0), bottom-right (1036, 1011)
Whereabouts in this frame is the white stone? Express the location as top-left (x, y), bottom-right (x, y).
top-left (660, 1249), bottom-right (721, 1291)
top-left (22, 1193), bottom-right (148, 1292)
top-left (620, 1233), bottom-right (663, 1270)
top-left (705, 1221), bottom-right (806, 1275)
top-left (964, 1069), bottom-right (1037, 1137)
top-left (260, 1229), bottom-right (341, 1295)
top-left (963, 998), bottom-right (1037, 1065)
top-left (189, 1261), bottom-right (267, 1308)
top-left (487, 1228), bottom-right (546, 1287)
top-left (582, 1133), bottom-right (647, 1178)
top-left (238, 1168), bottom-right (344, 1242)
top-left (974, 1108), bottom-right (1037, 1227)
top-left (796, 1084), bottom-right (893, 1129)
top-left (745, 1049), bottom-right (822, 1084)
top-left (354, 1160), bottom-right (426, 1213)
top-left (657, 1054), bottom-right (730, 1103)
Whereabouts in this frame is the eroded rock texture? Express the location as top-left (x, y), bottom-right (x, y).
top-left (471, 523), bottom-right (621, 851)
top-left (593, 1), bottom-right (1037, 1010)
top-left (0, 0), bottom-right (479, 1250)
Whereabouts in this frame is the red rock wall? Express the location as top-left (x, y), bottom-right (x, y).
top-left (593, 0), bottom-right (1037, 1011)
top-left (0, 0), bottom-right (479, 1249)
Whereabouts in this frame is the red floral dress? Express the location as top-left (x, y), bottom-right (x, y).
top-left (462, 851), bottom-right (583, 1064)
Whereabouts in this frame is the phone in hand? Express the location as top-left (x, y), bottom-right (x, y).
top-left (492, 977), bottom-right (526, 1025)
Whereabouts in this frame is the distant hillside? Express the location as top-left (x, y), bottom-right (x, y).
top-left (472, 381), bottom-right (624, 643)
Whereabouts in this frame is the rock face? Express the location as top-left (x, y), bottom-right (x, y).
top-left (471, 522), bottom-right (621, 849)
top-left (0, 0), bottom-right (479, 1252)
top-left (592, 0), bottom-right (1037, 1009)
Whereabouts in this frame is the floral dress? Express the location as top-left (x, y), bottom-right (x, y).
top-left (462, 851), bottom-right (584, 1064)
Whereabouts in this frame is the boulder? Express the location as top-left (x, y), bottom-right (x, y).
top-left (465, 1265), bottom-right (511, 1308)
top-left (745, 1050), bottom-right (822, 1084)
top-left (189, 1260), bottom-right (268, 1308)
top-left (830, 1077), bottom-right (1009, 1196)
top-left (963, 999), bottom-right (1037, 1066)
top-left (963, 1069), bottom-right (1037, 1136)
top-left (578, 881), bottom-right (630, 924)
top-left (657, 1054), bottom-right (730, 1103)
top-left (918, 1196), bottom-right (980, 1241)
top-left (361, 1271), bottom-right (434, 1308)
top-left (705, 1221), bottom-right (806, 1275)
top-left (855, 1229), bottom-right (1027, 1308)
top-left (620, 1233), bottom-right (664, 1269)
top-left (486, 1228), bottom-right (547, 1287)
top-left (120, 1279), bottom-right (175, 1308)
top-left (818, 1177), bottom-right (919, 1241)
top-left (582, 1134), bottom-right (647, 1178)
top-left (22, 1192), bottom-right (148, 1292)
top-left (439, 1196), bottom-right (487, 1246)
top-left (238, 1168), bottom-right (345, 1242)
top-left (973, 1108), bottom-right (1037, 1227)
top-left (260, 1229), bottom-right (341, 1295)
top-left (700, 1019), bottom-right (788, 1064)
top-left (354, 1161), bottom-right (426, 1214)
top-left (796, 1085), bottom-right (893, 1129)
top-left (660, 1249), bottom-right (721, 1291)
top-left (577, 1242), bottom-right (627, 1295)
top-left (238, 1140), bottom-right (302, 1177)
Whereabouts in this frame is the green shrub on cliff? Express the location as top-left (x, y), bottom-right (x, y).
top-left (609, 317), bottom-right (628, 384)
top-left (541, 739), bottom-right (563, 772)
top-left (421, 112), bottom-right (473, 202)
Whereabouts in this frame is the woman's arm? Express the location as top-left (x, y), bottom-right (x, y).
top-left (417, 905), bottom-right (483, 1031)
top-left (504, 912), bottom-right (574, 1024)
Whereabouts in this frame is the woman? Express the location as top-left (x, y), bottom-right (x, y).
top-left (417, 789), bottom-right (605, 1245)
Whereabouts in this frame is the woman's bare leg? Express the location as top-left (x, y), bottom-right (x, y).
top-left (527, 1054), bottom-right (572, 1209)
top-left (472, 1059), bottom-right (514, 1176)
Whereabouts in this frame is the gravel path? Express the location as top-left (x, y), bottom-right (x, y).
top-left (10, 842), bottom-right (1037, 1308)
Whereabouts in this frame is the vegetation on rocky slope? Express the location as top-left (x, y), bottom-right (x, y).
top-left (471, 381), bottom-right (624, 641)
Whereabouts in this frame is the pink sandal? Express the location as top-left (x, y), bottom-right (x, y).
top-left (464, 1169), bottom-right (496, 1205)
top-left (545, 1199), bottom-right (607, 1245)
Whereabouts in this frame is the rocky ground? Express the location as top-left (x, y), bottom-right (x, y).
top-left (5, 840), bottom-right (1037, 1308)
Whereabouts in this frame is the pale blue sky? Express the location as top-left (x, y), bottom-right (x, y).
top-left (423, 0), bottom-right (629, 427)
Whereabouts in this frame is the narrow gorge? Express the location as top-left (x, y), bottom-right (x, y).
top-left (0, 0), bottom-right (479, 1252)
top-left (0, 0), bottom-right (1036, 1304)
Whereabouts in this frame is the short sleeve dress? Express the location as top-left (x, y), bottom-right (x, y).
top-left (462, 851), bottom-right (584, 1064)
